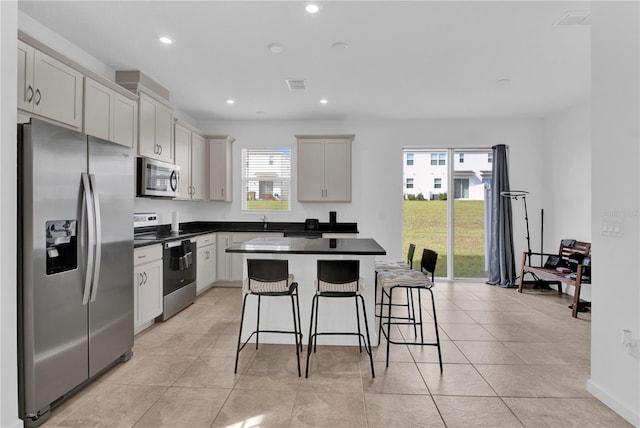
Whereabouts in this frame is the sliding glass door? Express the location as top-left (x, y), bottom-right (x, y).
top-left (403, 148), bottom-right (492, 279)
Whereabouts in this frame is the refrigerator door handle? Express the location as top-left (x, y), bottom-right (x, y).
top-left (89, 174), bottom-right (102, 303)
top-left (81, 173), bottom-right (95, 305)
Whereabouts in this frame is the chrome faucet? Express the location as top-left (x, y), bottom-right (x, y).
top-left (262, 215), bottom-right (267, 229)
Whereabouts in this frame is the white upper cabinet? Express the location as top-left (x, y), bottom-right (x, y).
top-left (208, 135), bottom-right (235, 201)
top-left (84, 76), bottom-right (137, 147)
top-left (297, 135), bottom-right (354, 202)
top-left (174, 121), bottom-right (207, 201)
top-left (191, 133), bottom-right (207, 200)
top-left (138, 91), bottom-right (174, 163)
top-left (18, 40), bottom-right (83, 129)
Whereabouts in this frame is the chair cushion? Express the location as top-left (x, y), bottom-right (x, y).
top-left (315, 278), bottom-right (363, 293)
top-left (243, 274), bottom-right (295, 294)
top-left (375, 260), bottom-right (411, 271)
top-left (377, 270), bottom-right (431, 289)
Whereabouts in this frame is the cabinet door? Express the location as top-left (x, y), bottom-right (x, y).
top-left (84, 77), bottom-right (113, 141)
top-left (113, 93), bottom-right (137, 148)
top-left (197, 244), bottom-right (216, 294)
top-left (174, 123), bottom-right (192, 199)
top-left (323, 139), bottom-right (352, 202)
top-left (139, 259), bottom-right (163, 325)
top-left (33, 49), bottom-right (83, 128)
top-left (297, 139), bottom-right (325, 202)
top-left (17, 40), bottom-right (34, 111)
top-left (216, 233), bottom-right (231, 280)
top-left (191, 133), bottom-right (207, 200)
top-left (209, 140), bottom-right (225, 201)
top-left (156, 102), bottom-right (174, 163)
top-left (138, 93), bottom-right (157, 158)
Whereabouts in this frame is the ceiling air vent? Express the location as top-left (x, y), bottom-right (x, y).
top-left (554, 10), bottom-right (591, 26)
top-left (286, 79), bottom-right (306, 91)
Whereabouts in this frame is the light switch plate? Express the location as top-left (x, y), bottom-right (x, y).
top-left (601, 218), bottom-right (623, 237)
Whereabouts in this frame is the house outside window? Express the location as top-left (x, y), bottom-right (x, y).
top-left (242, 148), bottom-right (291, 211)
top-left (434, 178), bottom-right (442, 189)
top-left (459, 153), bottom-right (464, 163)
top-left (406, 153), bottom-right (414, 166)
top-left (430, 152), bottom-right (446, 166)
top-left (406, 178), bottom-right (414, 189)
top-left (488, 152), bottom-right (493, 163)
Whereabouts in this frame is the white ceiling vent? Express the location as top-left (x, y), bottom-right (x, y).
top-left (286, 79), bottom-right (306, 91)
top-left (554, 10), bottom-right (591, 26)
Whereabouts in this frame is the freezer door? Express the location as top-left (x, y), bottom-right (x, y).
top-left (87, 136), bottom-right (134, 376)
top-left (19, 120), bottom-right (89, 417)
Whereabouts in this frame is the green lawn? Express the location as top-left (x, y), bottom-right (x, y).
top-left (403, 200), bottom-right (488, 278)
top-left (245, 200), bottom-right (289, 211)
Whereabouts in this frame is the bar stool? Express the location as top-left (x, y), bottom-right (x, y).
top-left (377, 249), bottom-right (442, 371)
top-left (234, 259), bottom-right (303, 376)
top-left (305, 259), bottom-right (375, 378)
top-left (375, 243), bottom-right (418, 338)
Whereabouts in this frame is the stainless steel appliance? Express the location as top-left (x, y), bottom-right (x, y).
top-left (162, 239), bottom-right (197, 320)
top-left (18, 119), bottom-right (134, 427)
top-left (137, 157), bottom-right (180, 198)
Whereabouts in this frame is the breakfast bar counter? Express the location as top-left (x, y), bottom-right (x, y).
top-left (227, 237), bottom-right (386, 345)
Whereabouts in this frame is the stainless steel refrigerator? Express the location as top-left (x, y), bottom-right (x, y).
top-left (18, 119), bottom-right (134, 427)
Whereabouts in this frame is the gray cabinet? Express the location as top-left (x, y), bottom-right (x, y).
top-left (297, 135), bottom-right (354, 202)
top-left (208, 135), bottom-right (235, 201)
top-left (175, 121), bottom-right (207, 200)
top-left (138, 91), bottom-right (174, 163)
top-left (18, 40), bottom-right (83, 129)
top-left (196, 234), bottom-right (217, 295)
top-left (133, 245), bottom-right (163, 334)
top-left (84, 77), bottom-right (137, 147)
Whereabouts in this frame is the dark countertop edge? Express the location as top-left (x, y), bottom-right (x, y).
top-left (225, 249), bottom-right (386, 255)
top-left (134, 221), bottom-right (359, 249)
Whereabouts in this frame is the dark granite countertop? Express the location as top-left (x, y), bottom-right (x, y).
top-left (134, 221), bottom-right (359, 248)
top-left (225, 237), bottom-right (386, 255)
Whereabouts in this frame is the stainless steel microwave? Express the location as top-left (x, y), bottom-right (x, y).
top-left (137, 157), bottom-right (180, 198)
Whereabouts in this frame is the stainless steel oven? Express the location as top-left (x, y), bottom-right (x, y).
top-left (162, 239), bottom-right (196, 320)
top-left (137, 157), bottom-right (180, 197)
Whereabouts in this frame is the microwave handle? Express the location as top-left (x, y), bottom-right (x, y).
top-left (170, 170), bottom-right (178, 191)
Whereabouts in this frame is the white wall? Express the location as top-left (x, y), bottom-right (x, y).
top-left (540, 101), bottom-right (591, 298)
top-left (1, 3), bottom-right (22, 428)
top-left (588, 2), bottom-right (640, 426)
top-left (194, 118), bottom-right (545, 263)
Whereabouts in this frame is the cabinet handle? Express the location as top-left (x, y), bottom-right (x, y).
top-left (34, 89), bottom-right (42, 106)
top-left (143, 271), bottom-right (147, 284)
top-left (158, 145), bottom-right (163, 155)
top-left (26, 85), bottom-right (34, 103)
top-left (191, 186), bottom-right (195, 196)
top-left (137, 254), bottom-right (147, 259)
top-left (138, 273), bottom-right (143, 286)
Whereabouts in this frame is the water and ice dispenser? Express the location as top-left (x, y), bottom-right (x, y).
top-left (45, 220), bottom-right (77, 275)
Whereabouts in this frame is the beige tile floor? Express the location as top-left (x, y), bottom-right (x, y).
top-left (41, 282), bottom-right (632, 428)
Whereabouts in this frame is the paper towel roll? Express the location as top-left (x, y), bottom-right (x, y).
top-left (171, 211), bottom-right (179, 233)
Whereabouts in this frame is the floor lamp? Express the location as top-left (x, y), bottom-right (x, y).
top-left (500, 190), bottom-right (531, 265)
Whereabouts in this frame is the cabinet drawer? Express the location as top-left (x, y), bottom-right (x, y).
top-left (197, 233), bottom-right (216, 248)
top-left (134, 244), bottom-right (162, 265)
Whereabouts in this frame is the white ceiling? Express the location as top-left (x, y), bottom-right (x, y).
top-left (18, 1), bottom-right (591, 122)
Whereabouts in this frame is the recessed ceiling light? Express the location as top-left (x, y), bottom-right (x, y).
top-left (225, 98), bottom-right (235, 104)
top-left (332, 42), bottom-right (349, 50)
top-left (319, 98), bottom-right (328, 104)
top-left (159, 35), bottom-right (174, 45)
top-left (495, 78), bottom-right (511, 86)
top-left (306, 4), bottom-right (320, 13)
top-left (267, 43), bottom-right (285, 54)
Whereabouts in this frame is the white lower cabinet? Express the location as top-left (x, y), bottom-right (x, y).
top-left (196, 234), bottom-right (216, 295)
top-left (216, 232), bottom-right (283, 283)
top-left (133, 244), bottom-right (163, 334)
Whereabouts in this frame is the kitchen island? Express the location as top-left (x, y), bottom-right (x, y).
top-left (227, 237), bottom-right (386, 345)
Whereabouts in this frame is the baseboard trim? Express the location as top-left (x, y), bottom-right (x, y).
top-left (587, 378), bottom-right (639, 426)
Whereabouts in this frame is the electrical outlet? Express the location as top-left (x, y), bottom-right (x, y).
top-left (602, 218), bottom-right (623, 237)
top-left (622, 329), bottom-right (640, 359)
